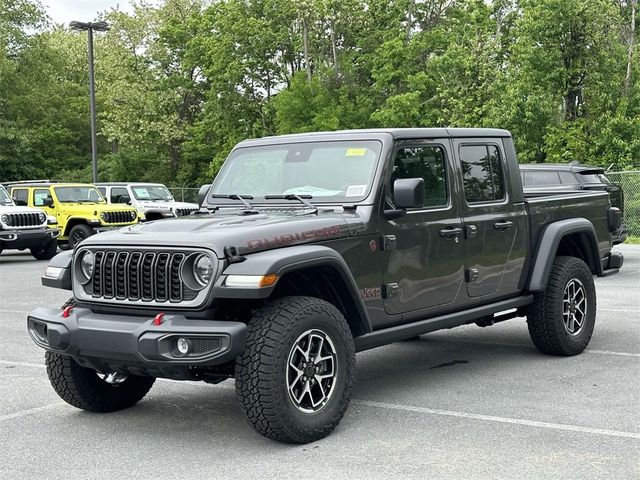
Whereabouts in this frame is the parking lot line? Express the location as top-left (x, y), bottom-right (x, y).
top-left (0, 403), bottom-right (63, 423)
top-left (352, 400), bottom-right (640, 440)
top-left (0, 360), bottom-right (45, 368)
top-left (421, 339), bottom-right (640, 357)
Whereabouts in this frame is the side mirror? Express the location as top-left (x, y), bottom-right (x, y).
top-left (43, 197), bottom-right (54, 208)
top-left (393, 178), bottom-right (425, 209)
top-left (197, 184), bottom-right (211, 207)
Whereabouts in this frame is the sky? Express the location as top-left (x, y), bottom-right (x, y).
top-left (42, 1), bottom-right (136, 25)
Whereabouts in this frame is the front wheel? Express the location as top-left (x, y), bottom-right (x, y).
top-left (527, 256), bottom-right (596, 356)
top-left (30, 238), bottom-right (58, 260)
top-left (46, 352), bottom-right (155, 412)
top-left (235, 296), bottom-right (355, 443)
top-left (68, 224), bottom-right (94, 249)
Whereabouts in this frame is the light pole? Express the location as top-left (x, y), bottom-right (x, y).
top-left (70, 20), bottom-right (110, 183)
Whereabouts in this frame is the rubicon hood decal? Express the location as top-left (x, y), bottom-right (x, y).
top-left (80, 210), bottom-right (362, 256)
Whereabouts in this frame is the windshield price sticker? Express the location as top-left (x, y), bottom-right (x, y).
top-left (135, 188), bottom-right (151, 199)
top-left (345, 148), bottom-right (367, 157)
top-left (346, 185), bottom-right (367, 197)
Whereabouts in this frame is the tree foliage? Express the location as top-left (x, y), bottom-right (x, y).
top-left (1, 0), bottom-right (638, 185)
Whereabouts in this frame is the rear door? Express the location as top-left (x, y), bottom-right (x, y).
top-left (453, 139), bottom-right (525, 298)
top-left (381, 139), bottom-right (466, 316)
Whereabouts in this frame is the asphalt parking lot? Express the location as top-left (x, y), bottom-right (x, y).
top-left (1, 246), bottom-right (638, 480)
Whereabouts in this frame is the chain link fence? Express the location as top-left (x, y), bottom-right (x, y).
top-left (607, 171), bottom-right (640, 238)
top-left (168, 187), bottom-right (201, 204)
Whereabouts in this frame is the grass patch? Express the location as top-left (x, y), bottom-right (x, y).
top-left (625, 236), bottom-right (640, 245)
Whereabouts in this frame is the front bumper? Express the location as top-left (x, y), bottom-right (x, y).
top-left (27, 307), bottom-right (247, 378)
top-left (0, 227), bottom-right (59, 249)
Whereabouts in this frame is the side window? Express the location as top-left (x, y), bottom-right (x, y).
top-left (110, 187), bottom-right (130, 204)
top-left (525, 171), bottom-right (561, 186)
top-left (559, 171), bottom-right (579, 184)
top-left (391, 145), bottom-right (448, 208)
top-left (97, 187), bottom-right (107, 198)
top-left (33, 189), bottom-right (53, 207)
top-left (460, 145), bottom-right (505, 203)
top-left (12, 189), bottom-right (28, 206)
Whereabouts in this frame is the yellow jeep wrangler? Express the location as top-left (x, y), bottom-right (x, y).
top-left (9, 182), bottom-right (138, 249)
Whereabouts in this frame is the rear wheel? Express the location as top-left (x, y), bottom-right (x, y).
top-left (235, 296), bottom-right (355, 443)
top-left (46, 352), bottom-right (155, 412)
top-left (68, 224), bottom-right (94, 249)
top-left (527, 256), bottom-right (596, 356)
top-left (30, 238), bottom-right (58, 260)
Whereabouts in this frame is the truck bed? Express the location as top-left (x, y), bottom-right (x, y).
top-left (524, 190), bottom-right (612, 262)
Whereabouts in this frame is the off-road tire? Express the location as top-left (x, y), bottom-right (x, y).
top-left (235, 296), bottom-right (355, 443)
top-left (30, 238), bottom-right (58, 260)
top-left (68, 224), bottom-right (94, 249)
top-left (527, 256), bottom-right (596, 356)
top-left (46, 352), bottom-right (155, 412)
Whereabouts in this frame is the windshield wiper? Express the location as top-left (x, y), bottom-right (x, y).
top-left (264, 194), bottom-right (318, 213)
top-left (211, 194), bottom-right (259, 214)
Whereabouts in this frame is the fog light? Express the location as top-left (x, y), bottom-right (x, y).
top-left (176, 337), bottom-right (191, 356)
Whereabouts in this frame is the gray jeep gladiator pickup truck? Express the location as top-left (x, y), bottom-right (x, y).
top-left (28, 128), bottom-right (623, 443)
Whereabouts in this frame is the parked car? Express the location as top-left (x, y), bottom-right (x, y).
top-left (520, 163), bottom-right (627, 244)
top-left (0, 184), bottom-right (59, 260)
top-left (29, 128), bottom-right (623, 444)
top-left (8, 182), bottom-right (138, 249)
top-left (95, 183), bottom-right (199, 221)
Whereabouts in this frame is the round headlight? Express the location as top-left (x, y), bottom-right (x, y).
top-left (193, 254), bottom-right (214, 286)
top-left (1, 214), bottom-right (8, 224)
top-left (80, 251), bottom-right (95, 279)
top-left (100, 212), bottom-right (107, 221)
top-left (38, 212), bottom-right (46, 224)
top-left (130, 211), bottom-right (136, 220)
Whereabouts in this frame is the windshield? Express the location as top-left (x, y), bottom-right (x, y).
top-left (131, 185), bottom-right (174, 201)
top-left (54, 186), bottom-right (105, 203)
top-left (210, 141), bottom-right (382, 203)
top-left (0, 186), bottom-right (13, 205)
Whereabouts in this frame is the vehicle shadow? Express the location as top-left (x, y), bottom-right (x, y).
top-left (59, 332), bottom-right (545, 448)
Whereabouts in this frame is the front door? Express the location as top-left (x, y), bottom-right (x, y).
top-left (382, 141), bottom-right (466, 316)
top-left (453, 139), bottom-right (522, 298)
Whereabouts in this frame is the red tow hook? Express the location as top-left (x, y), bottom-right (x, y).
top-left (62, 305), bottom-right (74, 318)
top-left (153, 313), bottom-right (165, 326)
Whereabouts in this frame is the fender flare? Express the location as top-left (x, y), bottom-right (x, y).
top-left (213, 245), bottom-right (372, 334)
top-left (527, 218), bottom-right (602, 292)
top-left (41, 250), bottom-right (73, 290)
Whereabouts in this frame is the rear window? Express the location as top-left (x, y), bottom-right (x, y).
top-left (579, 173), bottom-right (610, 184)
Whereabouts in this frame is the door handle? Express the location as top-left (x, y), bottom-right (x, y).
top-left (494, 220), bottom-right (514, 231)
top-left (440, 227), bottom-right (463, 238)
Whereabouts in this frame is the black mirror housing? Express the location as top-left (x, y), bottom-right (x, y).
top-left (197, 184), bottom-right (211, 207)
top-left (43, 197), bottom-right (54, 208)
top-left (393, 178), bottom-right (425, 209)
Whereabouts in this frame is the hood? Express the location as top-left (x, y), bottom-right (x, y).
top-left (82, 209), bottom-right (367, 257)
top-left (0, 204), bottom-right (45, 215)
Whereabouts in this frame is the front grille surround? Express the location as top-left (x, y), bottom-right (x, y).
top-left (1, 212), bottom-right (46, 229)
top-left (101, 210), bottom-right (136, 224)
top-left (73, 246), bottom-right (217, 309)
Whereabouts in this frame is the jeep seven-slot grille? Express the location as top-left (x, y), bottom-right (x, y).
top-left (3, 213), bottom-right (42, 228)
top-left (86, 250), bottom-right (195, 304)
top-left (103, 211), bottom-right (134, 224)
top-left (175, 208), bottom-right (197, 217)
